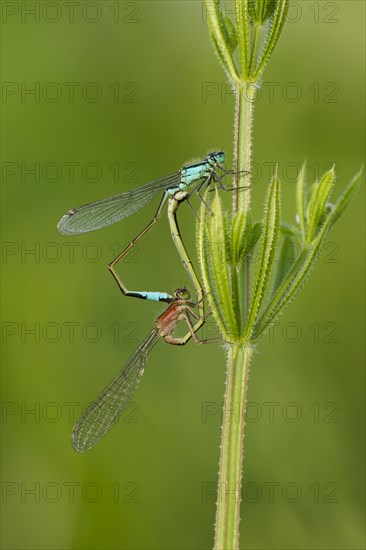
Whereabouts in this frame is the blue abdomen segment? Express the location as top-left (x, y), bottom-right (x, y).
top-left (127, 291), bottom-right (173, 302)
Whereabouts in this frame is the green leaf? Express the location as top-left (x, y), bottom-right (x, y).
top-left (245, 176), bottom-right (281, 338)
top-left (249, 0), bottom-right (276, 24)
top-left (247, 221), bottom-right (262, 253)
top-left (329, 167), bottom-right (363, 227)
top-left (271, 234), bottom-right (296, 297)
top-left (197, 192), bottom-right (226, 337)
top-left (205, 0), bottom-right (240, 83)
top-left (253, 167), bottom-right (363, 341)
top-left (224, 15), bottom-right (237, 53)
top-left (234, 0), bottom-right (251, 78)
top-left (261, 0), bottom-right (277, 23)
top-left (247, 0), bottom-right (258, 22)
top-left (280, 222), bottom-right (300, 238)
top-left (306, 166), bottom-right (336, 242)
top-left (197, 190), bottom-right (239, 342)
top-left (253, 214), bottom-right (333, 340)
top-left (211, 5), bottom-right (237, 55)
top-left (230, 209), bottom-right (252, 266)
top-left (209, 32), bottom-right (235, 82)
top-left (253, 0), bottom-right (290, 80)
top-left (296, 161), bottom-right (307, 240)
top-left (213, 3), bottom-right (237, 54)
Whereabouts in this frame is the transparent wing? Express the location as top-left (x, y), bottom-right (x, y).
top-left (57, 173), bottom-right (180, 235)
top-left (72, 329), bottom-right (160, 452)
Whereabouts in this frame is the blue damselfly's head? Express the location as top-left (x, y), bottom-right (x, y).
top-left (207, 151), bottom-right (225, 166)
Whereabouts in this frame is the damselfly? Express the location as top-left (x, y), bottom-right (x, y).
top-left (72, 287), bottom-right (207, 452)
top-left (71, 192), bottom-right (216, 452)
top-left (57, 151), bottom-right (227, 302)
top-left (58, 151), bottom-right (226, 236)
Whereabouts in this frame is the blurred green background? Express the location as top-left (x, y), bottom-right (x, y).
top-left (1, 1), bottom-right (364, 549)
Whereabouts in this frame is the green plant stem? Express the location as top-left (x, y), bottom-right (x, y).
top-left (233, 83), bottom-right (254, 214)
top-left (214, 73), bottom-right (256, 550)
top-left (233, 83), bottom-right (255, 316)
top-left (206, 4), bottom-right (293, 548)
top-left (214, 343), bottom-right (253, 550)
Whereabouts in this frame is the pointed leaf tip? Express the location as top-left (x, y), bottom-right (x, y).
top-left (306, 166), bottom-right (336, 242)
top-left (329, 167), bottom-right (363, 227)
top-left (245, 176), bottom-right (281, 337)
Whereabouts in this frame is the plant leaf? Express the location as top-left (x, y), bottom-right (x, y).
top-left (296, 161), bottom-right (307, 240)
top-left (329, 167), bottom-right (363, 227)
top-left (253, 168), bottom-right (363, 340)
top-left (306, 166), bottom-right (336, 242)
top-left (270, 234), bottom-right (296, 297)
top-left (252, 214), bottom-right (332, 340)
top-left (209, 32), bottom-right (235, 82)
top-left (253, 0), bottom-right (290, 80)
top-left (208, 192), bottom-right (239, 340)
top-left (224, 15), bottom-right (237, 53)
top-left (280, 222), bottom-right (300, 238)
top-left (205, 0), bottom-right (240, 82)
top-left (247, 0), bottom-right (258, 23)
top-left (197, 190), bottom-right (239, 341)
top-left (260, 0), bottom-right (276, 23)
top-left (197, 191), bottom-right (226, 336)
top-left (247, 221), bottom-right (262, 253)
top-left (234, 0), bottom-right (251, 78)
top-left (230, 209), bottom-right (252, 266)
top-left (249, 0), bottom-right (276, 24)
top-left (245, 176), bottom-right (281, 338)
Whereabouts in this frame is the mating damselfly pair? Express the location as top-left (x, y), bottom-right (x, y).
top-left (58, 151), bottom-right (228, 452)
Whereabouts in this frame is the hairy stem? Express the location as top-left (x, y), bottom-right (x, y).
top-left (214, 344), bottom-right (253, 550)
top-left (233, 83), bottom-right (255, 214)
top-left (206, 4), bottom-right (291, 548)
top-left (214, 74), bottom-right (256, 550)
top-left (233, 83), bottom-right (255, 318)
